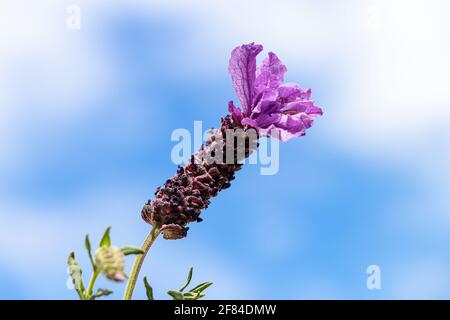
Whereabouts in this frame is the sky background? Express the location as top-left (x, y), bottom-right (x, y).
top-left (1, 0), bottom-right (450, 299)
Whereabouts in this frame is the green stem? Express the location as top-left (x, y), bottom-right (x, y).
top-left (86, 269), bottom-right (100, 299)
top-left (123, 226), bottom-right (161, 300)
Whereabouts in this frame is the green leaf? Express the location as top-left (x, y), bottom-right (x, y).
top-left (85, 234), bottom-right (96, 271)
top-left (90, 288), bottom-right (113, 300)
top-left (143, 276), bottom-right (154, 300)
top-left (121, 246), bottom-right (144, 256)
top-left (189, 282), bottom-right (213, 293)
top-left (182, 292), bottom-right (197, 300)
top-left (67, 252), bottom-right (85, 300)
top-left (167, 290), bottom-right (184, 300)
top-left (182, 291), bottom-right (206, 300)
top-left (179, 267), bottom-right (193, 292)
top-left (99, 226), bottom-right (111, 247)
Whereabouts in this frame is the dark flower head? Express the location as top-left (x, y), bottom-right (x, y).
top-left (228, 43), bottom-right (323, 141)
top-left (142, 116), bottom-right (254, 239)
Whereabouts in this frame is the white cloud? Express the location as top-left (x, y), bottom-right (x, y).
top-left (0, 0), bottom-right (117, 175)
top-left (337, 1), bottom-right (450, 154)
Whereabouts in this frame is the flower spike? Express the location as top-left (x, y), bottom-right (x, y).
top-left (142, 43), bottom-right (323, 239)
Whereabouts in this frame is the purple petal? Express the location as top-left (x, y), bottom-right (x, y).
top-left (279, 114), bottom-right (310, 131)
top-left (280, 100), bottom-right (323, 116)
top-left (259, 100), bottom-right (279, 115)
top-left (278, 84), bottom-right (311, 101)
top-left (276, 128), bottom-right (306, 142)
top-left (255, 113), bottom-right (281, 128)
top-left (274, 114), bottom-right (315, 141)
top-left (228, 101), bottom-right (243, 123)
top-left (227, 43), bottom-right (323, 142)
top-left (241, 117), bottom-right (258, 127)
top-left (257, 124), bottom-right (304, 142)
top-left (305, 104), bottom-right (323, 117)
top-left (257, 112), bottom-right (320, 142)
top-left (228, 43), bottom-right (263, 115)
top-left (254, 52), bottom-right (287, 95)
top-left (252, 88), bottom-right (278, 114)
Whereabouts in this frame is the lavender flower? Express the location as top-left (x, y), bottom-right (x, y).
top-left (228, 43), bottom-right (323, 141)
top-left (141, 43), bottom-right (323, 240)
top-left (69, 43), bottom-right (323, 301)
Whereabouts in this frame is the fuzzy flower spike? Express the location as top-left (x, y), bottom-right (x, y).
top-left (228, 43), bottom-right (323, 141)
top-left (141, 43), bottom-right (323, 240)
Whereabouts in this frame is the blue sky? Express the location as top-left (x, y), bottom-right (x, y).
top-left (1, 0), bottom-right (450, 299)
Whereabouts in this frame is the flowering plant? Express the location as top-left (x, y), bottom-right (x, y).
top-left (67, 43), bottom-right (322, 300)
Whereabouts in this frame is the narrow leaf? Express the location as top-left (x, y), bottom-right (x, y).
top-left (167, 290), bottom-right (184, 300)
top-left (183, 292), bottom-right (206, 300)
top-left (67, 252), bottom-right (85, 299)
top-left (179, 267), bottom-right (193, 292)
top-left (99, 226), bottom-right (111, 247)
top-left (143, 276), bottom-right (154, 300)
top-left (85, 234), bottom-right (96, 271)
top-left (182, 292), bottom-right (196, 300)
top-left (190, 282), bottom-right (213, 293)
top-left (90, 288), bottom-right (113, 300)
top-left (121, 246), bottom-right (144, 256)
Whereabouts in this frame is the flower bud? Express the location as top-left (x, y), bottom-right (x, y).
top-left (95, 246), bottom-right (126, 282)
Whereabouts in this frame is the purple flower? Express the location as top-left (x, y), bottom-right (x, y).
top-left (142, 43), bottom-right (323, 240)
top-left (228, 43), bottom-right (323, 141)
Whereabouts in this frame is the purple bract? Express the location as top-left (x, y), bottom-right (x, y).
top-left (228, 43), bottom-right (323, 141)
